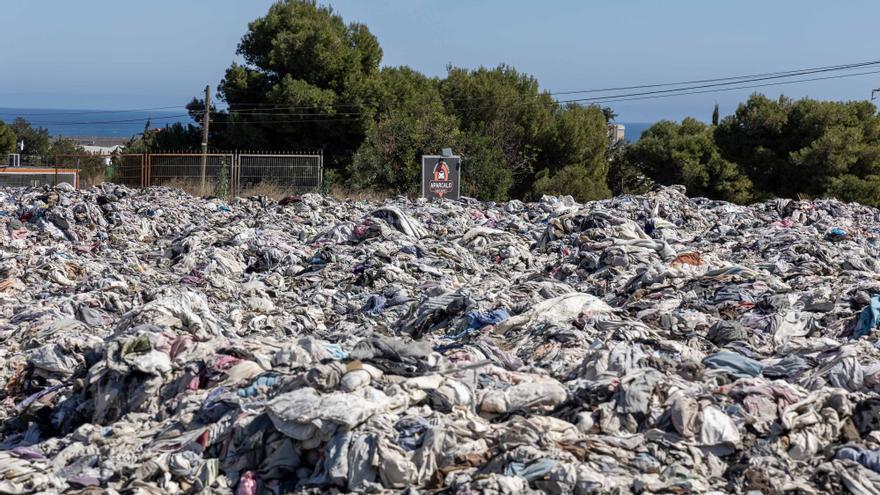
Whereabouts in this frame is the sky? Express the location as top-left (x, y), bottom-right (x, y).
top-left (2, 0), bottom-right (879, 122)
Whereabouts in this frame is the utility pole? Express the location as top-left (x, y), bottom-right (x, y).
top-left (200, 85), bottom-right (211, 191)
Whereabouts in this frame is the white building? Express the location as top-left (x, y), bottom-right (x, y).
top-left (608, 124), bottom-right (625, 144)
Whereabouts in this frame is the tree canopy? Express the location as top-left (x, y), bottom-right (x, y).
top-left (625, 118), bottom-right (752, 203)
top-left (10, 118), bottom-right (50, 159)
top-left (715, 94), bottom-right (880, 201)
top-left (196, 1), bottom-right (613, 200)
top-left (171, 1), bottom-right (880, 206)
top-left (0, 121), bottom-right (15, 155)
top-left (213, 0), bottom-right (382, 168)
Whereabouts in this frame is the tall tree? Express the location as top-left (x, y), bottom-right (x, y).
top-left (213, 0), bottom-right (383, 174)
top-left (10, 118), bottom-right (51, 160)
top-left (440, 65), bottom-right (555, 197)
top-left (350, 67), bottom-right (462, 196)
top-left (711, 103), bottom-right (720, 126)
top-left (0, 120), bottom-right (15, 155)
top-left (715, 93), bottom-right (880, 200)
top-left (625, 118), bottom-right (752, 203)
top-left (533, 104), bottom-right (611, 201)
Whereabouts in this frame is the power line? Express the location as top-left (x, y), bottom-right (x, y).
top-left (0, 105), bottom-right (186, 117)
top-left (1, 58), bottom-right (877, 120)
top-left (551, 59), bottom-right (880, 95)
top-left (22, 114), bottom-right (191, 126)
top-left (567, 69), bottom-right (880, 105)
top-left (212, 66), bottom-right (880, 120)
top-left (8, 59), bottom-right (880, 126)
top-left (551, 64), bottom-right (880, 104)
top-left (220, 58), bottom-right (880, 111)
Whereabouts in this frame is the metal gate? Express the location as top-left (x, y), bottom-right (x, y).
top-left (44, 152), bottom-right (323, 196)
top-left (147, 153), bottom-right (234, 194)
top-left (236, 153), bottom-right (323, 195)
top-left (109, 154), bottom-right (145, 187)
top-left (51, 153), bottom-right (145, 188)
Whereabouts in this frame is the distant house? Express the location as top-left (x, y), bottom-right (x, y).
top-left (79, 145), bottom-right (123, 166)
top-left (608, 124), bottom-right (625, 144)
top-left (81, 145), bottom-right (123, 154)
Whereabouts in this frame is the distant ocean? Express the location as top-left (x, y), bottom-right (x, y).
top-left (620, 122), bottom-right (651, 142)
top-left (0, 107), bottom-right (654, 143)
top-left (0, 108), bottom-right (192, 138)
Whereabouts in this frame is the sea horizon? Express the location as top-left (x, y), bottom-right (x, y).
top-left (0, 107), bottom-right (653, 142)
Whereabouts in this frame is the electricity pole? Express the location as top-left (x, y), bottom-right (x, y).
top-left (200, 85), bottom-right (211, 191)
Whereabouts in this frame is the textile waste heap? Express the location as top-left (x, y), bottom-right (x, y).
top-left (1, 183), bottom-right (880, 493)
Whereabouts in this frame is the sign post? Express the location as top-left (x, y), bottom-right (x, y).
top-left (421, 155), bottom-right (461, 200)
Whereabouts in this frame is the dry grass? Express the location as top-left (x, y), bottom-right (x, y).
top-left (237, 182), bottom-right (290, 201)
top-left (159, 178), bottom-right (219, 198)
top-left (327, 184), bottom-right (388, 202)
top-left (148, 179), bottom-right (389, 202)
top-left (158, 178), bottom-right (297, 201)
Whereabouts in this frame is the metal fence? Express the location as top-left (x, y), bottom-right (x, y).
top-left (238, 154), bottom-right (322, 194)
top-left (109, 154), bottom-right (146, 188)
top-left (0, 167), bottom-right (78, 188)
top-left (54, 153), bottom-right (145, 188)
top-left (147, 153), bottom-right (234, 190)
top-left (9, 151), bottom-right (323, 195)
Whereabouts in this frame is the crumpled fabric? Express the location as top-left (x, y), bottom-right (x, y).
top-left (2, 183), bottom-right (880, 493)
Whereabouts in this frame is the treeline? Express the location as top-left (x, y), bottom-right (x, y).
top-left (622, 95), bottom-right (880, 206)
top-left (179, 0), bottom-right (880, 205)
top-left (5, 0), bottom-right (880, 207)
top-left (0, 118), bottom-right (85, 162)
top-left (130, 0), bottom-right (614, 202)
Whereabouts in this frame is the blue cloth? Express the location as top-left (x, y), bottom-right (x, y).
top-left (854, 295), bottom-right (880, 339)
top-left (443, 309), bottom-right (511, 340)
top-left (237, 374), bottom-right (280, 397)
top-left (322, 343), bottom-right (348, 360)
top-left (465, 309), bottom-right (511, 330)
top-left (827, 228), bottom-right (848, 240)
top-left (837, 446), bottom-right (880, 472)
top-left (504, 459), bottom-right (558, 481)
top-left (394, 416), bottom-right (431, 451)
top-left (360, 295), bottom-right (387, 315)
top-left (703, 350), bottom-right (764, 379)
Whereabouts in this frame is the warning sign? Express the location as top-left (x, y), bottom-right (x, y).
top-left (421, 155), bottom-right (461, 200)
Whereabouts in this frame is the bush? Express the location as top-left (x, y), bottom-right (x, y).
top-left (533, 164), bottom-right (611, 202)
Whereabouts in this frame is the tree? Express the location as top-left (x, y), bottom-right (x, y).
top-left (460, 131), bottom-right (513, 201)
top-left (533, 104), bottom-right (611, 201)
top-left (828, 174), bottom-right (880, 205)
top-left (124, 121), bottom-right (202, 153)
top-left (601, 106), bottom-right (618, 123)
top-left (534, 164), bottom-right (611, 202)
top-left (350, 67), bottom-right (461, 196)
top-left (607, 140), bottom-right (652, 196)
top-left (715, 94), bottom-right (880, 201)
top-left (10, 118), bottom-right (51, 161)
top-left (214, 0), bottom-right (383, 173)
top-left (441, 64), bottom-right (555, 197)
top-left (0, 120), bottom-right (15, 155)
top-left (712, 103), bottom-right (720, 126)
top-left (625, 118), bottom-right (752, 203)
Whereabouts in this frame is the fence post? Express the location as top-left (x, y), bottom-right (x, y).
top-left (235, 151), bottom-right (241, 197)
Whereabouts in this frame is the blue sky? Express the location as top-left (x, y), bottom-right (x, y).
top-left (2, 0), bottom-right (879, 122)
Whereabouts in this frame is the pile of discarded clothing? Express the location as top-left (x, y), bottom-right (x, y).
top-left (2, 182), bottom-right (880, 493)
